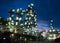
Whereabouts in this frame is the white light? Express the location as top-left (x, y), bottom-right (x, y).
top-left (11, 20), bottom-right (14, 23)
top-left (12, 9), bottom-right (15, 12)
top-left (23, 27), bottom-right (24, 28)
top-left (48, 37), bottom-right (52, 40)
top-left (35, 15), bottom-right (37, 17)
top-left (11, 23), bottom-right (14, 25)
top-left (28, 23), bottom-right (30, 25)
top-left (27, 14), bottom-right (29, 15)
top-left (34, 17), bottom-right (36, 19)
top-left (9, 17), bottom-right (11, 20)
top-left (11, 34), bottom-right (14, 37)
top-left (29, 17), bottom-right (31, 20)
top-left (28, 5), bottom-right (30, 7)
top-left (31, 22), bottom-right (32, 24)
top-left (11, 15), bottom-right (14, 17)
top-left (25, 22), bottom-right (27, 25)
top-left (49, 34), bottom-right (52, 36)
top-left (20, 24), bottom-right (23, 26)
top-left (17, 9), bottom-right (19, 12)
top-left (31, 14), bottom-right (34, 17)
top-left (49, 30), bottom-right (52, 32)
top-left (27, 29), bottom-right (29, 31)
top-left (19, 18), bottom-right (22, 21)
top-left (28, 26), bottom-right (29, 28)
top-left (14, 28), bottom-right (18, 33)
top-left (31, 3), bottom-right (34, 6)
top-left (34, 19), bottom-right (37, 21)
top-left (50, 23), bottom-right (52, 25)
top-left (20, 8), bottom-right (22, 10)
top-left (53, 29), bottom-right (55, 32)
top-left (51, 20), bottom-right (53, 22)
top-left (16, 17), bottom-right (19, 20)
top-left (16, 22), bottom-right (18, 25)
top-left (50, 26), bottom-right (53, 29)
top-left (25, 17), bottom-right (28, 20)
top-left (36, 26), bottom-right (37, 27)
top-left (22, 10), bottom-right (25, 12)
top-left (30, 10), bottom-right (32, 13)
top-left (3, 38), bottom-right (6, 40)
top-left (35, 23), bottom-right (37, 25)
top-left (9, 29), bottom-right (13, 32)
top-left (8, 22), bottom-right (11, 25)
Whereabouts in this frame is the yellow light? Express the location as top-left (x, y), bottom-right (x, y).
top-left (24, 38), bottom-right (27, 42)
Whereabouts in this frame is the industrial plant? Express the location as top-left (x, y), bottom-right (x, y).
top-left (0, 3), bottom-right (60, 43)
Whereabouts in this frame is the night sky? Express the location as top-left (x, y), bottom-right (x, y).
top-left (0, 0), bottom-right (60, 31)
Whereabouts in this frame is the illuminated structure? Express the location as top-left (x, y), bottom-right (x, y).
top-left (7, 3), bottom-right (39, 37)
top-left (48, 19), bottom-right (57, 40)
top-left (7, 9), bottom-right (15, 32)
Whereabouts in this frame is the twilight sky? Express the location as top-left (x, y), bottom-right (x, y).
top-left (0, 0), bottom-right (60, 30)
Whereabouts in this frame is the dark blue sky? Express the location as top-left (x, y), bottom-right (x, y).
top-left (0, 0), bottom-right (60, 30)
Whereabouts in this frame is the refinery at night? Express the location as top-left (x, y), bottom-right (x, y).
top-left (0, 3), bottom-right (60, 43)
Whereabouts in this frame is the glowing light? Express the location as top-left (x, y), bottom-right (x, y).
top-left (12, 9), bottom-right (15, 12)
top-left (31, 14), bottom-right (34, 17)
top-left (14, 28), bottom-right (18, 33)
top-left (31, 22), bottom-right (32, 24)
top-left (3, 38), bottom-right (6, 40)
top-left (16, 9), bottom-right (19, 12)
top-left (30, 10), bottom-right (32, 13)
top-left (16, 17), bottom-right (19, 20)
top-left (48, 37), bottom-right (53, 40)
top-left (29, 17), bottom-right (31, 20)
top-left (25, 17), bottom-right (28, 20)
top-left (9, 17), bottom-right (11, 20)
top-left (51, 20), bottom-right (53, 22)
top-left (25, 22), bottom-right (27, 25)
top-left (16, 22), bottom-right (18, 25)
top-left (28, 23), bottom-right (30, 25)
top-left (34, 19), bottom-right (37, 21)
top-left (22, 10), bottom-right (25, 12)
top-left (53, 29), bottom-right (55, 32)
top-left (31, 3), bottom-right (34, 6)
top-left (9, 28), bottom-right (13, 32)
top-left (28, 26), bottom-right (29, 28)
top-left (20, 24), bottom-right (23, 26)
top-left (35, 23), bottom-right (37, 25)
top-left (8, 22), bottom-right (11, 25)
top-left (28, 5), bottom-right (30, 7)
top-left (20, 8), bottom-right (22, 10)
top-left (19, 18), bottom-right (22, 21)
top-left (49, 30), bottom-right (52, 32)
top-left (27, 14), bottom-right (29, 15)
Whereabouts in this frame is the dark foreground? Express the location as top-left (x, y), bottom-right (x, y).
top-left (0, 39), bottom-right (59, 43)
